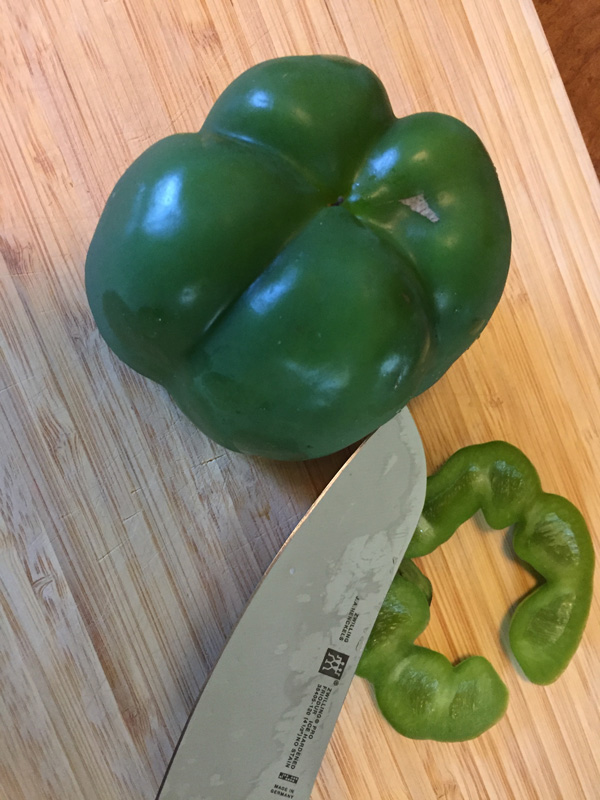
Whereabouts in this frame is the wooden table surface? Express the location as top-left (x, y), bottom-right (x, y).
top-left (1, 1), bottom-right (599, 799)
top-left (534, 0), bottom-right (600, 172)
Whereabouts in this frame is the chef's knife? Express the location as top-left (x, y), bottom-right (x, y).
top-left (157, 408), bottom-right (426, 800)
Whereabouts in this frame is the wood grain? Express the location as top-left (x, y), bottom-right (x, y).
top-left (1, 1), bottom-right (599, 799)
top-left (533, 0), bottom-right (600, 172)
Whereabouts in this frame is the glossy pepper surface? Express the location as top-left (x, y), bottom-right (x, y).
top-left (407, 441), bottom-right (595, 684)
top-left (85, 55), bottom-right (511, 460)
top-left (357, 559), bottom-right (508, 741)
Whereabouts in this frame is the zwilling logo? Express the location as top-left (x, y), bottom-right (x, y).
top-left (318, 648), bottom-right (349, 680)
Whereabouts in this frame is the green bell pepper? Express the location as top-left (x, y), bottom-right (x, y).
top-left (357, 559), bottom-right (508, 741)
top-left (85, 55), bottom-right (511, 460)
top-left (407, 441), bottom-right (595, 684)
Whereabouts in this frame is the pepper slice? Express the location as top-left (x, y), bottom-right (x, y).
top-left (357, 559), bottom-right (508, 741)
top-left (406, 441), bottom-right (595, 684)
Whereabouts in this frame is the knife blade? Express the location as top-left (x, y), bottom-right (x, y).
top-left (157, 408), bottom-right (426, 800)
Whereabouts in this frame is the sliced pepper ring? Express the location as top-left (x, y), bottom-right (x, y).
top-left (357, 558), bottom-right (509, 741)
top-left (406, 441), bottom-right (595, 685)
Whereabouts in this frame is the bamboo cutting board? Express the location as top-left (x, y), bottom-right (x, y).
top-left (1, 1), bottom-right (599, 798)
